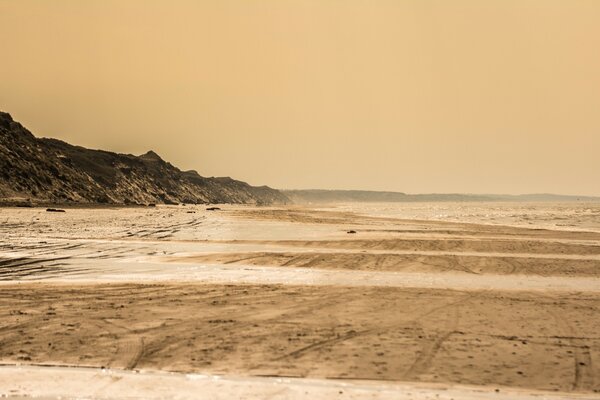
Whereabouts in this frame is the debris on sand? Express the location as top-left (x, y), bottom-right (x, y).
top-left (206, 207), bottom-right (221, 211)
top-left (347, 230), bottom-right (357, 234)
top-left (46, 208), bottom-right (66, 213)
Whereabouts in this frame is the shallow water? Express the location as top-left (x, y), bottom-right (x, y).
top-left (4, 260), bottom-right (596, 292)
top-left (1, 204), bottom-right (599, 292)
top-left (327, 202), bottom-right (600, 232)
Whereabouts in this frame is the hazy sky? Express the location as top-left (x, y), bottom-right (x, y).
top-left (1, 1), bottom-right (599, 195)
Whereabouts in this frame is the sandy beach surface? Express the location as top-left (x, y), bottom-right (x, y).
top-left (0, 202), bottom-right (599, 398)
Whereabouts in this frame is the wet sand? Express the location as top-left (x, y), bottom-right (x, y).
top-left (1, 282), bottom-right (598, 393)
top-left (0, 203), bottom-right (599, 398)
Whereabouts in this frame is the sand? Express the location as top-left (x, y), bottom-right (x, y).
top-left (0, 203), bottom-right (599, 398)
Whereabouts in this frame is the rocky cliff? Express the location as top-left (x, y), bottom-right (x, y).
top-left (0, 111), bottom-right (288, 205)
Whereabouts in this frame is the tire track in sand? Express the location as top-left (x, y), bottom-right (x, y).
top-left (403, 303), bottom-right (461, 380)
top-left (272, 291), bottom-right (479, 367)
top-left (93, 319), bottom-right (145, 370)
top-left (545, 309), bottom-right (595, 390)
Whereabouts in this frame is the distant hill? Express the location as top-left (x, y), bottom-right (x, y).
top-left (283, 189), bottom-right (600, 204)
top-left (0, 111), bottom-right (289, 205)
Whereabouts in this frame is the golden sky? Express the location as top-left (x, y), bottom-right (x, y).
top-left (1, 0), bottom-right (599, 195)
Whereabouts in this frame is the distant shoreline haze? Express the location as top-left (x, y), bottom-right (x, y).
top-left (2, 109), bottom-right (598, 206)
top-left (282, 190), bottom-right (600, 204)
top-left (2, 107), bottom-right (599, 206)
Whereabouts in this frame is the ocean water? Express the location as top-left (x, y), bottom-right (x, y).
top-left (323, 202), bottom-right (600, 233)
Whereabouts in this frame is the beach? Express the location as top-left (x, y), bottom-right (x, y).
top-left (0, 203), bottom-right (599, 398)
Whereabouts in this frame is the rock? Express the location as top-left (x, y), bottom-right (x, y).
top-left (347, 230), bottom-right (357, 234)
top-left (46, 208), bottom-right (66, 213)
top-left (206, 207), bottom-right (221, 211)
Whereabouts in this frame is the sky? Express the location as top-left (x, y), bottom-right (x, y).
top-left (1, 0), bottom-right (599, 195)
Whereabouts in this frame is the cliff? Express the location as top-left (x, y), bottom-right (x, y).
top-left (0, 111), bottom-right (288, 205)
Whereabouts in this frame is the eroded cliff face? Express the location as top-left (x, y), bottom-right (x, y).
top-left (0, 111), bottom-right (288, 205)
